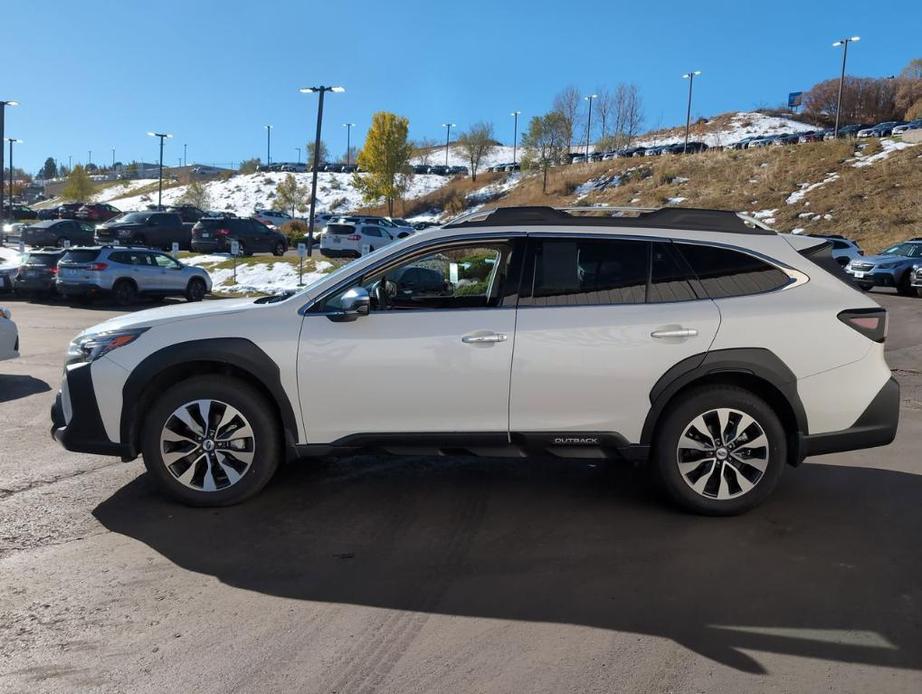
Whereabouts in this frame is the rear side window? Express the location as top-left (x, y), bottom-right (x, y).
top-left (676, 244), bottom-right (790, 298)
top-left (649, 243), bottom-right (699, 303)
top-left (525, 238), bottom-right (648, 306)
top-left (61, 250), bottom-right (101, 263)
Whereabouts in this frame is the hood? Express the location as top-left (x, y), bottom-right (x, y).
top-left (857, 253), bottom-right (913, 265)
top-left (77, 297), bottom-right (262, 337)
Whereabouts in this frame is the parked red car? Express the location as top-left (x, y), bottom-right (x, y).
top-left (56, 203), bottom-right (83, 219)
top-left (76, 202), bottom-right (121, 223)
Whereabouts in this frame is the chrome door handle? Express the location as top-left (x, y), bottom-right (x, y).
top-left (461, 333), bottom-right (508, 344)
top-left (651, 328), bottom-right (698, 339)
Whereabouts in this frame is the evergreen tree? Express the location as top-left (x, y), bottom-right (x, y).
top-left (42, 157), bottom-right (58, 180)
top-left (353, 112), bottom-right (413, 216)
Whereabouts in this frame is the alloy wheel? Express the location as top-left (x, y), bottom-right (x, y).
top-left (159, 399), bottom-right (255, 492)
top-left (675, 407), bottom-right (769, 500)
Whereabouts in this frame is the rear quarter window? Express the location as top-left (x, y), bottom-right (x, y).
top-left (676, 244), bottom-right (791, 298)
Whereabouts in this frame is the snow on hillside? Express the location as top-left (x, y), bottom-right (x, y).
top-left (411, 145), bottom-right (519, 169)
top-left (93, 179), bottom-right (160, 203)
top-left (636, 111), bottom-right (816, 148)
top-left (107, 171), bottom-right (450, 216)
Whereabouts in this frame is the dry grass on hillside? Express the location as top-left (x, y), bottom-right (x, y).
top-left (356, 172), bottom-right (504, 218)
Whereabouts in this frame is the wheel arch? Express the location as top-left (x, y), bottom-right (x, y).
top-left (641, 348), bottom-right (807, 465)
top-left (120, 338), bottom-right (299, 460)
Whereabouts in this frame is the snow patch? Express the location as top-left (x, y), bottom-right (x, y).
top-left (852, 138), bottom-right (917, 168)
top-left (786, 173), bottom-right (840, 205)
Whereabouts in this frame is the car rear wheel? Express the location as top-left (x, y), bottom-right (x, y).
top-left (652, 385), bottom-right (785, 515)
top-left (185, 277), bottom-right (206, 302)
top-left (897, 271), bottom-right (916, 297)
top-left (141, 376), bottom-right (280, 506)
top-left (112, 279), bottom-right (137, 306)
top-left (273, 242), bottom-right (286, 256)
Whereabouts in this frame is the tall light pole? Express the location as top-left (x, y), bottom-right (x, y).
top-left (112, 147), bottom-right (116, 170)
top-left (343, 122), bottom-right (355, 165)
top-left (511, 111), bottom-right (521, 167)
top-left (88, 150), bottom-right (92, 167)
top-left (265, 124), bottom-right (272, 165)
top-left (833, 36), bottom-right (860, 138)
top-left (0, 100), bottom-right (18, 220)
top-left (300, 85), bottom-right (345, 254)
top-left (584, 95), bottom-right (597, 159)
top-left (183, 143), bottom-right (188, 167)
top-left (442, 122), bottom-right (456, 167)
top-left (682, 71), bottom-right (701, 153)
top-left (5, 137), bottom-right (21, 217)
top-left (147, 131), bottom-right (173, 209)
top-left (295, 146), bottom-right (301, 164)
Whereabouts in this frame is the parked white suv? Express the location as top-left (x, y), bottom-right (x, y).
top-left (51, 206), bottom-right (899, 514)
top-left (319, 221), bottom-right (401, 258)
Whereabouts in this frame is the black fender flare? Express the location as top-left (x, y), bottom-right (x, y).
top-left (120, 337), bottom-right (299, 457)
top-left (640, 348), bottom-right (808, 446)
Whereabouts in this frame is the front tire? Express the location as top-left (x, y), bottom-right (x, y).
top-left (272, 242), bottom-right (286, 256)
top-left (897, 271), bottom-right (915, 297)
top-left (185, 277), bottom-right (206, 302)
top-left (652, 385), bottom-right (785, 515)
top-left (112, 279), bottom-right (137, 306)
top-left (141, 376), bottom-right (281, 506)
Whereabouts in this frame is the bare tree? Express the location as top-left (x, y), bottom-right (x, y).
top-left (593, 88), bottom-right (614, 141)
top-left (553, 85), bottom-right (582, 153)
top-left (521, 113), bottom-right (570, 193)
top-left (412, 137), bottom-right (439, 167)
top-left (457, 122), bottom-right (496, 181)
top-left (613, 83), bottom-right (644, 146)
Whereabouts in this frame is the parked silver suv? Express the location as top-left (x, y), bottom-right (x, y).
top-left (56, 246), bottom-right (212, 305)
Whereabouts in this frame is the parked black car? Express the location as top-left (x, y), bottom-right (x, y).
top-left (95, 211), bottom-right (191, 249)
top-left (12, 248), bottom-right (65, 296)
top-left (1, 204), bottom-right (36, 220)
top-left (190, 217), bottom-right (288, 256)
top-left (427, 165), bottom-right (450, 175)
top-left (21, 220), bottom-right (95, 247)
top-left (166, 205), bottom-right (207, 223)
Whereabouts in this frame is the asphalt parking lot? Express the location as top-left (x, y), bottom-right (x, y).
top-left (1, 291), bottom-right (921, 693)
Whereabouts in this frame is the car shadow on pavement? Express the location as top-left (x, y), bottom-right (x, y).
top-left (0, 374), bottom-right (50, 403)
top-left (94, 456), bottom-right (922, 675)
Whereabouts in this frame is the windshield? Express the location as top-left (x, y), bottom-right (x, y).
top-left (112, 212), bottom-right (149, 224)
top-left (881, 243), bottom-right (922, 258)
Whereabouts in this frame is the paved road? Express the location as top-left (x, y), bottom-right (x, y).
top-left (1, 291), bottom-right (920, 693)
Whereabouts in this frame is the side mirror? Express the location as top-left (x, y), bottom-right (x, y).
top-left (328, 287), bottom-right (370, 322)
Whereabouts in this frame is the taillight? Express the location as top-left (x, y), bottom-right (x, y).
top-left (838, 308), bottom-right (887, 343)
top-left (347, 234), bottom-right (361, 241)
top-left (89, 263), bottom-right (108, 271)
top-left (50, 267), bottom-right (58, 275)
top-left (216, 228), bottom-right (230, 236)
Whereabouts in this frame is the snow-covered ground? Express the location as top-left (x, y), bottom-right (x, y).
top-left (852, 138), bottom-right (916, 168)
top-left (636, 112), bottom-right (816, 149)
top-left (410, 144), bottom-right (520, 169)
top-left (183, 255), bottom-right (335, 295)
top-left (104, 171), bottom-right (450, 216)
top-left (93, 179), bottom-right (160, 203)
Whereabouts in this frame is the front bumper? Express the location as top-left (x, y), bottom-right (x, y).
top-left (50, 362), bottom-right (130, 458)
top-left (798, 376), bottom-right (900, 459)
top-left (845, 268), bottom-right (897, 287)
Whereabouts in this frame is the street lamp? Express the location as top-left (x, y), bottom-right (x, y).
top-left (442, 123), bottom-right (456, 167)
top-left (265, 125), bottom-right (272, 165)
top-left (147, 131), bottom-right (173, 209)
top-left (112, 147), bottom-right (116, 170)
top-left (511, 111), bottom-right (521, 167)
top-left (832, 36), bottom-right (860, 138)
top-left (4, 137), bottom-right (21, 219)
top-left (343, 123), bottom-right (355, 166)
top-left (584, 95), bottom-right (597, 159)
top-left (88, 150), bottom-right (92, 167)
top-left (183, 143), bottom-right (188, 167)
top-left (299, 85), bottom-right (345, 254)
top-left (0, 100), bottom-right (18, 220)
top-left (682, 71), bottom-right (702, 153)
top-left (295, 146), bottom-right (301, 164)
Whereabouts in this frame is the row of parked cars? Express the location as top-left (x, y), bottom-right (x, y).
top-left (257, 162), bottom-right (360, 174)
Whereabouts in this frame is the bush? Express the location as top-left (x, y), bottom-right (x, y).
top-left (280, 220), bottom-right (308, 244)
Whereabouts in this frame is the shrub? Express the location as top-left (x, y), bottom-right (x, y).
top-left (280, 220), bottom-right (308, 244)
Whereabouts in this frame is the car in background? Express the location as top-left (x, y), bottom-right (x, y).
top-left (56, 246), bottom-right (212, 305)
top-left (76, 203), bottom-right (121, 223)
top-left (1, 204), bottom-right (37, 221)
top-left (448, 165), bottom-right (469, 175)
top-left (191, 217), bottom-right (288, 256)
top-left (798, 130), bottom-right (828, 143)
top-left (166, 205), bottom-right (207, 223)
top-left (845, 239), bottom-right (922, 295)
top-left (319, 221), bottom-right (400, 257)
top-left (412, 220), bottom-right (438, 230)
top-left (56, 203), bottom-right (83, 219)
top-left (95, 211), bottom-right (190, 250)
top-left (0, 306), bottom-right (18, 361)
top-left (21, 219), bottom-right (95, 247)
top-left (803, 234), bottom-right (862, 266)
top-left (12, 248), bottom-right (65, 296)
top-left (331, 215), bottom-right (415, 238)
top-left (412, 164), bottom-right (431, 175)
top-left (857, 121), bottom-right (906, 138)
top-left (746, 135), bottom-right (778, 148)
top-left (892, 120), bottom-right (922, 135)
top-left (253, 208), bottom-right (298, 228)
top-left (427, 165), bottom-right (450, 175)
top-left (825, 124), bottom-right (870, 140)
top-left (772, 133), bottom-right (801, 146)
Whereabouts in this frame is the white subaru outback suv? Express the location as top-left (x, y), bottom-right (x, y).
top-left (51, 206), bottom-right (899, 515)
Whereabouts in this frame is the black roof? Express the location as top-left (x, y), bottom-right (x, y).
top-left (442, 206), bottom-right (775, 235)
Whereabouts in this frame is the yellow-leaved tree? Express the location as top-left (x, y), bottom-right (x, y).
top-left (62, 165), bottom-right (95, 202)
top-left (353, 112), bottom-right (413, 216)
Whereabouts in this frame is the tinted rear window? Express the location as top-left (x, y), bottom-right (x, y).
top-left (327, 224), bottom-right (356, 235)
top-left (648, 243), bottom-right (698, 303)
top-left (676, 244), bottom-right (790, 298)
top-left (23, 253), bottom-right (61, 267)
top-left (61, 250), bottom-right (101, 263)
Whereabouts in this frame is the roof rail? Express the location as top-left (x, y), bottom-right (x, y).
top-left (442, 205), bottom-right (776, 235)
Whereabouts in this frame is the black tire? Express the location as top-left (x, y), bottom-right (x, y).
top-left (897, 271), bottom-right (915, 297)
top-left (272, 242), bottom-right (286, 257)
top-left (856, 283), bottom-right (872, 292)
top-left (141, 375), bottom-right (281, 506)
top-left (185, 277), bottom-right (206, 302)
top-left (652, 385), bottom-right (786, 516)
top-left (112, 279), bottom-right (137, 306)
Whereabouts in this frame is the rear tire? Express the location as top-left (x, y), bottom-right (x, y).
top-left (112, 279), bottom-right (137, 306)
top-left (652, 385), bottom-right (785, 516)
top-left (185, 277), bottom-right (206, 302)
top-left (897, 271), bottom-right (915, 297)
top-left (141, 376), bottom-right (281, 506)
top-left (272, 242), bottom-right (285, 257)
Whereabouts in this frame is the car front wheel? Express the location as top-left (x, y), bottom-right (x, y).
top-left (141, 376), bottom-right (280, 506)
top-left (185, 277), bottom-right (206, 302)
top-left (652, 385), bottom-right (785, 515)
top-left (273, 242), bottom-right (286, 256)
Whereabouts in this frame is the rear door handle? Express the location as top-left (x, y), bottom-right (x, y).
top-left (461, 333), bottom-right (508, 344)
top-left (651, 328), bottom-right (698, 339)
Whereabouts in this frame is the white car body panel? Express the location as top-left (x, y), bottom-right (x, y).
top-left (0, 312), bottom-right (19, 361)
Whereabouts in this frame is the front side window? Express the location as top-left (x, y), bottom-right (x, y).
top-left (321, 241), bottom-right (520, 312)
top-left (676, 243), bottom-right (791, 298)
top-left (152, 253), bottom-right (181, 268)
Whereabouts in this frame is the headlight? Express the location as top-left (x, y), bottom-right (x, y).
top-left (878, 262), bottom-right (900, 270)
top-left (66, 328), bottom-right (148, 365)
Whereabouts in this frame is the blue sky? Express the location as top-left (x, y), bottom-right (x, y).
top-left (4, 0), bottom-right (920, 172)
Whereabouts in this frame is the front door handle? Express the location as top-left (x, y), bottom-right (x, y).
top-left (651, 328), bottom-right (698, 339)
top-left (461, 332), bottom-right (508, 344)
